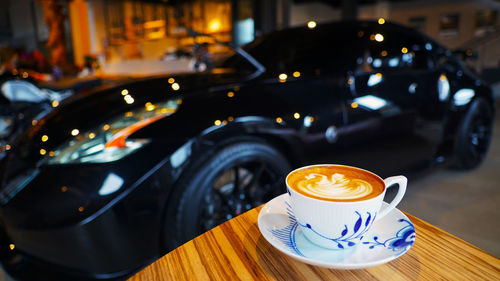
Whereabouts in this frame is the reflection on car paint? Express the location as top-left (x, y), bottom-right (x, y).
top-left (98, 173), bottom-right (124, 196)
top-left (454, 88), bottom-right (475, 106)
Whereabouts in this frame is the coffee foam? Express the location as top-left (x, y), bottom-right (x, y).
top-left (287, 165), bottom-right (384, 202)
top-left (296, 173), bottom-right (373, 200)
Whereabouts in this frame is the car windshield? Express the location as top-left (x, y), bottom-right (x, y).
top-left (214, 38), bottom-right (266, 71)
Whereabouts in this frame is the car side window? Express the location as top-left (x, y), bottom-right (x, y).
top-left (282, 28), bottom-right (362, 74)
top-left (246, 26), bottom-right (361, 74)
top-left (253, 29), bottom-right (328, 73)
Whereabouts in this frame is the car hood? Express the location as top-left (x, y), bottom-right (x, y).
top-left (1, 69), bottom-right (253, 180)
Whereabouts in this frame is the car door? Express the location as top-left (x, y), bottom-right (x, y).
top-left (341, 27), bottom-right (440, 176)
top-left (238, 26), bottom-right (359, 165)
top-left (265, 25), bottom-right (413, 176)
top-left (275, 26), bottom-right (384, 168)
top-left (257, 24), bottom-right (429, 176)
top-left (410, 42), bottom-right (450, 161)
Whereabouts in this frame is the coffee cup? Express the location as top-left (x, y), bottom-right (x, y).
top-left (286, 164), bottom-right (407, 249)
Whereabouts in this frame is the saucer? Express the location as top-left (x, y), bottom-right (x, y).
top-left (257, 194), bottom-right (415, 270)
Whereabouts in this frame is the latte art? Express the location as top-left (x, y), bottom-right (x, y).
top-left (287, 165), bottom-right (385, 202)
top-left (296, 173), bottom-right (373, 200)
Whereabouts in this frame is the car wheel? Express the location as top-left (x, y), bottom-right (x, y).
top-left (453, 98), bottom-right (494, 170)
top-left (164, 141), bottom-right (291, 248)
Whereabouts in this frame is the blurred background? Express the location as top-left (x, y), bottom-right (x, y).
top-left (1, 0), bottom-right (500, 81)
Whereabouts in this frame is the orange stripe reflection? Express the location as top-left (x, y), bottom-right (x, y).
top-left (104, 114), bottom-right (167, 149)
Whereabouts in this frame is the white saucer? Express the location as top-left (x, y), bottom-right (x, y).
top-left (257, 194), bottom-right (416, 270)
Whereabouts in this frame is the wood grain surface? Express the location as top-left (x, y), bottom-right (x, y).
top-left (129, 207), bottom-right (500, 281)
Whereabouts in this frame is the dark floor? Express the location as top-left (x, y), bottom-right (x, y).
top-left (386, 89), bottom-right (500, 258)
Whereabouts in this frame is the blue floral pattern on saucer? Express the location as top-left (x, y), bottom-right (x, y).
top-left (258, 194), bottom-right (416, 269)
top-left (362, 219), bottom-right (415, 256)
top-left (268, 205), bottom-right (304, 256)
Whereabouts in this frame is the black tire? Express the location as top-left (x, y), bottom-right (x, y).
top-left (453, 98), bottom-right (494, 170)
top-left (164, 141), bottom-right (291, 248)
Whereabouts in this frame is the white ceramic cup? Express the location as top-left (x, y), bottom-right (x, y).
top-left (286, 164), bottom-right (407, 250)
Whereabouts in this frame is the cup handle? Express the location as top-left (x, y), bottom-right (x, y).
top-left (378, 176), bottom-right (407, 219)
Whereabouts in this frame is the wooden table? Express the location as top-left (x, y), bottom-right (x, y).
top-left (129, 206), bottom-right (500, 280)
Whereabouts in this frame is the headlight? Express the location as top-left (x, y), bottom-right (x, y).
top-left (47, 99), bottom-right (180, 164)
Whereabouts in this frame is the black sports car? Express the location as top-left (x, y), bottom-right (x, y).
top-left (0, 20), bottom-right (494, 280)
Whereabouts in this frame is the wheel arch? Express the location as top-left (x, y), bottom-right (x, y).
top-left (437, 86), bottom-right (495, 159)
top-left (158, 116), bottom-right (302, 250)
top-left (436, 95), bottom-right (494, 168)
top-left (191, 116), bottom-right (303, 169)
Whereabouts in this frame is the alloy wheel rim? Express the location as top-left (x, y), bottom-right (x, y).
top-left (200, 161), bottom-right (283, 232)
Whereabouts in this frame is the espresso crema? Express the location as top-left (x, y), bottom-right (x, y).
top-left (287, 165), bottom-right (384, 202)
